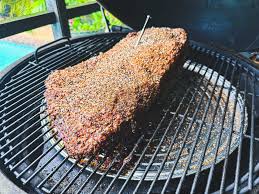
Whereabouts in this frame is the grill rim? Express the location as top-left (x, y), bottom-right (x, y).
top-left (0, 32), bottom-right (258, 194)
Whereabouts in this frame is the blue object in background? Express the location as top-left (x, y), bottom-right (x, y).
top-left (0, 41), bottom-right (35, 71)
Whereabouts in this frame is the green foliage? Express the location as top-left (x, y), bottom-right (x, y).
top-left (0, 0), bottom-right (46, 18)
top-left (0, 0), bottom-right (124, 33)
top-left (69, 11), bottom-right (123, 33)
top-left (65, 0), bottom-right (94, 6)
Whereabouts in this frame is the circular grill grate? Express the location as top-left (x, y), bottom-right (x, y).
top-left (40, 60), bottom-right (248, 181)
top-left (0, 33), bottom-right (258, 194)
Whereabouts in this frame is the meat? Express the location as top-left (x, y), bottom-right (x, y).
top-left (44, 27), bottom-right (188, 159)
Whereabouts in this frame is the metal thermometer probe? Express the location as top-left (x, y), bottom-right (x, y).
top-left (135, 15), bottom-right (151, 47)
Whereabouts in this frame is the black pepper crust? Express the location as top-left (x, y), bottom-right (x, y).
top-left (44, 27), bottom-right (188, 159)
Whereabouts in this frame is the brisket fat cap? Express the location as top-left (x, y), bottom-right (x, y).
top-left (44, 27), bottom-right (188, 159)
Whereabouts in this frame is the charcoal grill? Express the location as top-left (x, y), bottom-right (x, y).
top-left (0, 32), bottom-right (259, 194)
top-left (1, 0), bottom-right (259, 192)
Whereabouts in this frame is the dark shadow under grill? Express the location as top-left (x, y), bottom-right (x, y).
top-left (0, 33), bottom-right (258, 194)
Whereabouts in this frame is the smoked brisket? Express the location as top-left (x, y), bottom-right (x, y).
top-left (44, 27), bottom-right (188, 159)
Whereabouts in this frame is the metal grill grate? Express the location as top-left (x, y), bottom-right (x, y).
top-left (0, 33), bottom-right (258, 194)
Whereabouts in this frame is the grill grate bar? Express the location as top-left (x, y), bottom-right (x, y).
top-left (28, 39), bottom-right (105, 72)
top-left (219, 64), bottom-right (241, 193)
top-left (175, 54), bottom-right (224, 193)
top-left (71, 37), bottom-right (99, 49)
top-left (2, 39), bottom-right (120, 103)
top-left (135, 60), bottom-right (212, 194)
top-left (149, 51), bottom-right (218, 193)
top-left (239, 91), bottom-right (258, 96)
top-left (11, 45), bottom-right (71, 78)
top-left (75, 154), bottom-right (111, 194)
top-left (2, 69), bottom-right (47, 95)
top-left (28, 61), bottom-right (50, 71)
top-left (72, 37), bottom-right (113, 54)
top-left (244, 134), bottom-right (259, 142)
top-left (233, 72), bottom-right (248, 194)
top-left (23, 146), bottom-right (65, 185)
top-left (30, 45), bottom-right (70, 66)
top-left (0, 91), bottom-right (44, 120)
top-left (161, 57), bottom-right (225, 194)
top-left (167, 113), bottom-right (241, 137)
top-left (49, 160), bottom-right (79, 193)
top-left (16, 138), bottom-right (62, 178)
top-left (103, 135), bottom-right (145, 194)
top-left (117, 104), bottom-right (174, 193)
top-left (8, 65), bottom-right (46, 87)
top-left (0, 38), bottom-right (120, 108)
top-left (14, 62), bottom-right (35, 77)
top-left (60, 155), bottom-right (96, 194)
top-left (0, 75), bottom-right (46, 103)
top-left (0, 85), bottom-right (44, 111)
top-left (11, 138), bottom-right (61, 171)
top-left (117, 61), bottom-right (197, 194)
top-left (120, 60), bottom-right (202, 193)
top-left (134, 48), bottom-right (204, 193)
top-left (89, 157), bottom-right (121, 194)
top-left (0, 118), bottom-right (49, 157)
top-left (204, 59), bottom-right (237, 194)
top-left (37, 156), bottom-right (69, 189)
top-left (73, 140), bottom-right (136, 193)
top-left (0, 103), bottom-right (43, 136)
top-left (0, 95), bottom-right (44, 127)
top-left (2, 54), bottom-right (76, 106)
top-left (53, 146), bottom-right (120, 193)
top-left (227, 163), bottom-right (259, 192)
top-left (5, 130), bottom-right (57, 166)
top-left (0, 38), bottom-right (111, 98)
top-left (7, 37), bottom-right (115, 87)
top-left (0, 83), bottom-right (45, 110)
top-left (248, 75), bottom-right (256, 190)
top-left (190, 57), bottom-right (230, 194)
top-left (240, 179), bottom-right (259, 193)
top-left (4, 38), bottom-right (101, 87)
